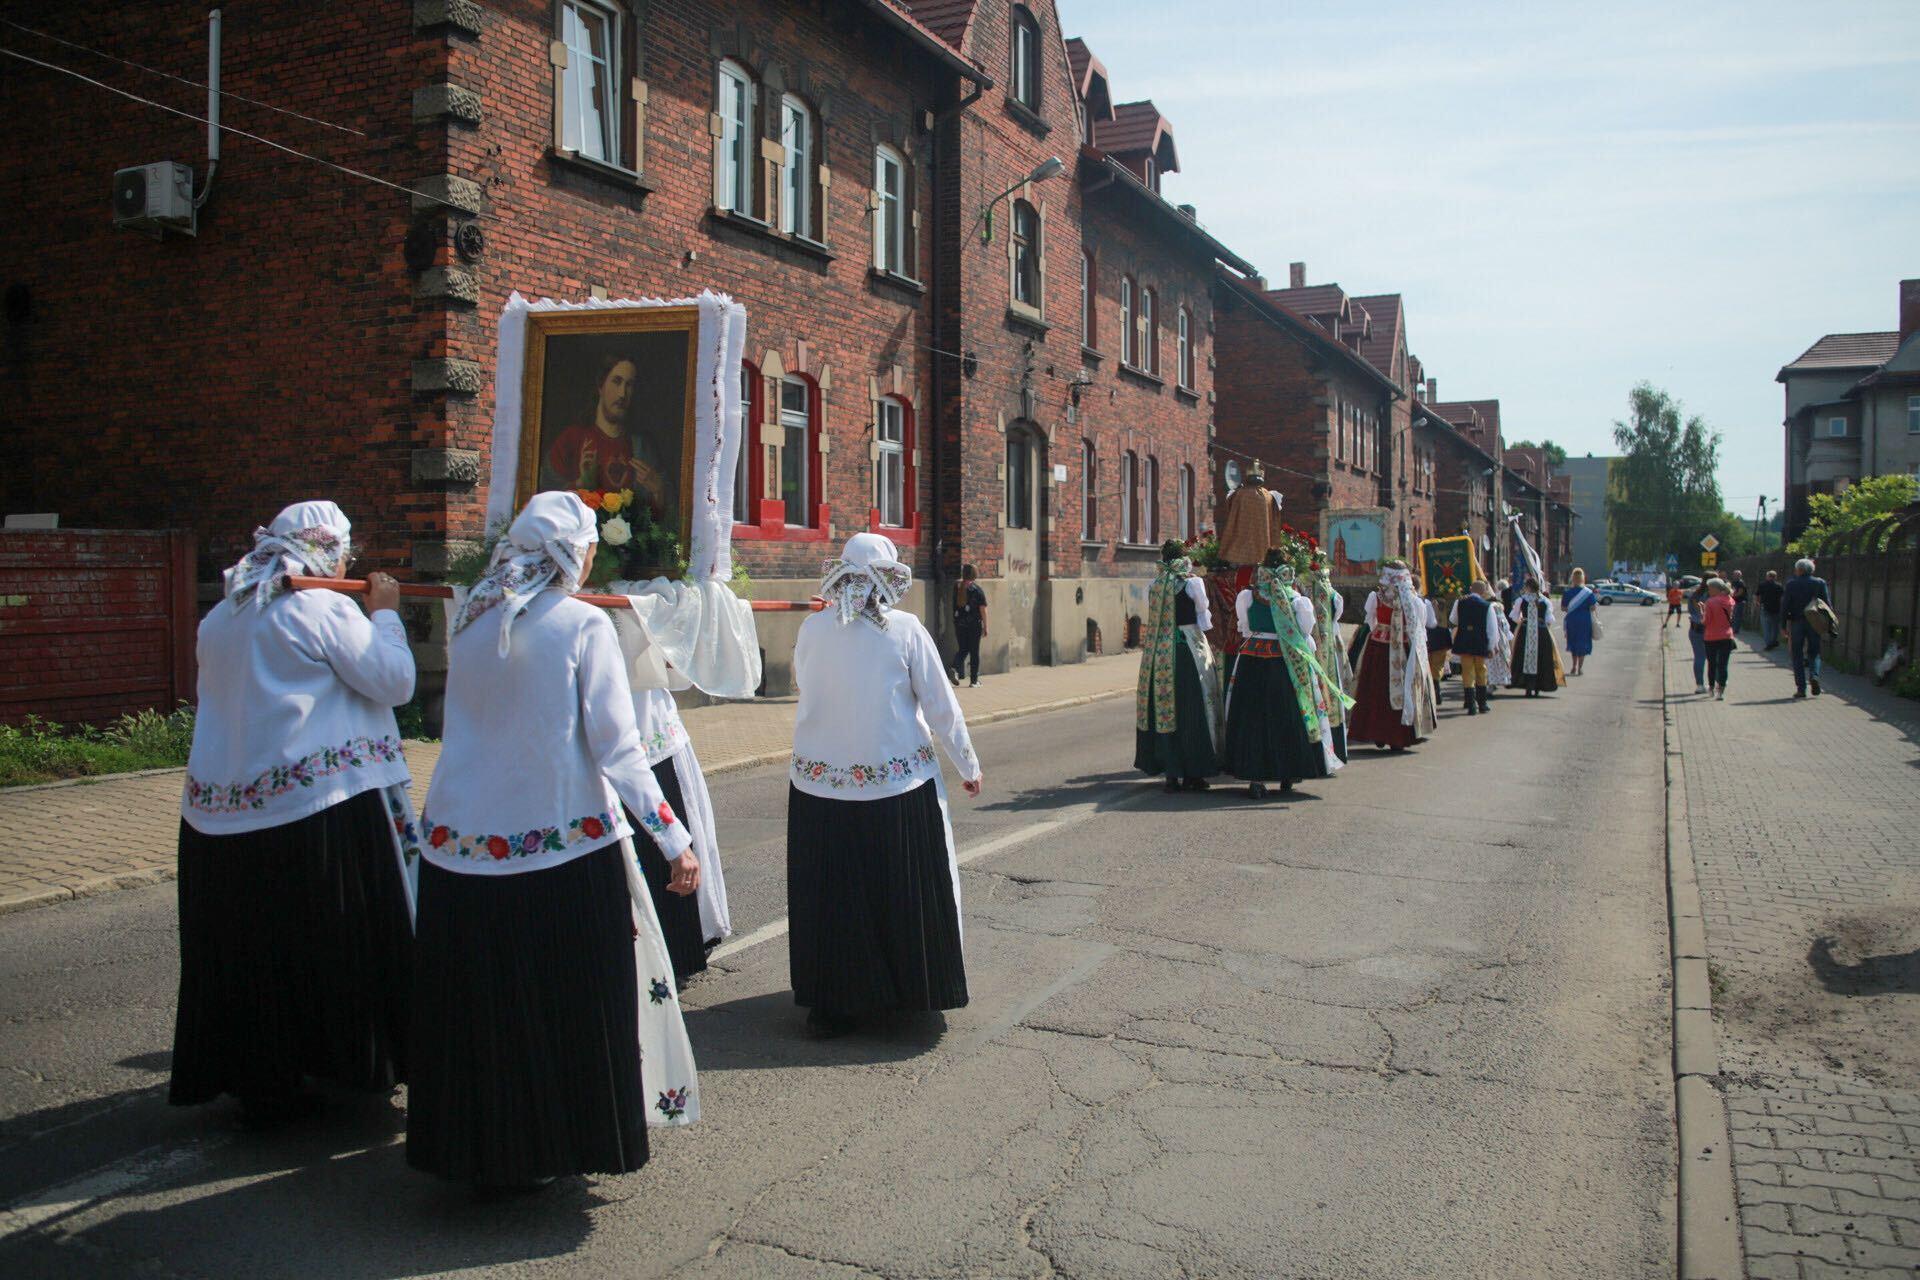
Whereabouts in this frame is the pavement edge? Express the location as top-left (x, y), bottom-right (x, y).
top-left (1660, 631), bottom-right (1745, 1280)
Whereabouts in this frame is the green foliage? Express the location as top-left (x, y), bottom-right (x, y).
top-left (1511, 438), bottom-right (1568, 468)
top-left (0, 705), bottom-right (197, 788)
top-left (1788, 474), bottom-right (1918, 556)
top-left (1606, 383), bottom-right (1723, 564)
top-left (1894, 659), bottom-right (1920, 702)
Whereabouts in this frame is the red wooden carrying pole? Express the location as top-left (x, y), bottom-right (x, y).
top-left (283, 575), bottom-right (823, 612)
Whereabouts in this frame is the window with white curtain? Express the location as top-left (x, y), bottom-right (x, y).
top-left (779, 95), bottom-right (813, 237)
top-left (716, 60), bottom-right (754, 215)
top-left (1120, 277), bottom-right (1136, 365)
top-left (1140, 288), bottom-right (1157, 374)
top-left (876, 398), bottom-right (906, 527)
top-left (1011, 7), bottom-right (1040, 110)
top-left (780, 377), bottom-right (811, 523)
top-left (1176, 308), bottom-right (1192, 388)
top-left (873, 145), bottom-right (907, 274)
top-left (560, 2), bottom-right (618, 163)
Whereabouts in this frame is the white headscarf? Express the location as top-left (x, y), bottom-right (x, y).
top-left (452, 491), bottom-right (598, 656)
top-left (223, 500), bottom-right (353, 608)
top-left (819, 533), bottom-right (911, 629)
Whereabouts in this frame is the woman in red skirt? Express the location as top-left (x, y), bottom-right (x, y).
top-left (1345, 559), bottom-right (1439, 751)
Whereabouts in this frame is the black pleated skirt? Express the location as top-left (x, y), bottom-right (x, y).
top-left (627, 757), bottom-right (711, 988)
top-left (170, 787), bottom-right (412, 1107)
top-left (1133, 640), bottom-right (1221, 779)
top-left (406, 844), bottom-right (648, 1185)
top-left (787, 779), bottom-right (968, 1017)
top-left (1224, 653), bottom-right (1330, 783)
top-left (1512, 622), bottom-right (1562, 692)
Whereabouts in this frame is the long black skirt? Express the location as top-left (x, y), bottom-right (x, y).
top-left (788, 779), bottom-right (968, 1017)
top-left (407, 844), bottom-right (648, 1184)
top-left (1511, 621), bottom-right (1562, 693)
top-left (1224, 653), bottom-right (1329, 784)
top-left (170, 787), bottom-right (412, 1107)
top-left (1133, 640), bottom-right (1220, 779)
top-left (626, 757), bottom-right (710, 989)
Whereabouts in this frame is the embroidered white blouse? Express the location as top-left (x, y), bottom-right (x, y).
top-left (422, 593), bottom-right (693, 875)
top-left (183, 591), bottom-right (414, 835)
top-left (1510, 594), bottom-right (1558, 625)
top-left (790, 609), bottom-right (980, 800)
top-left (1234, 588), bottom-right (1317, 638)
top-left (633, 686), bottom-right (689, 768)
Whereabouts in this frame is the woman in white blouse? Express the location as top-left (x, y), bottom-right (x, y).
top-left (410, 493), bottom-right (702, 1191)
top-left (788, 534), bottom-right (981, 1037)
top-left (1223, 555), bottom-right (1345, 797)
top-left (1133, 540), bottom-right (1222, 790)
top-left (171, 500), bottom-right (417, 1127)
top-left (1508, 574), bottom-right (1562, 697)
top-left (626, 684), bottom-right (730, 988)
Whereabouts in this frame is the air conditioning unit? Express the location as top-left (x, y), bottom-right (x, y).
top-left (112, 162), bottom-right (196, 237)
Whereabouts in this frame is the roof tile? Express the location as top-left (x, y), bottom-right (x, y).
top-left (1781, 331), bottom-right (1899, 372)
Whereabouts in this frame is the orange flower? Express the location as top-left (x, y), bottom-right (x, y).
top-left (576, 489), bottom-right (603, 510)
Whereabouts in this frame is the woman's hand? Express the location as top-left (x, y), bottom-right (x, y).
top-left (962, 775), bottom-right (983, 798)
top-left (667, 850), bottom-right (701, 895)
top-left (365, 572), bottom-right (400, 615)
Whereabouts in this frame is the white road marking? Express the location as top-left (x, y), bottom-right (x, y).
top-left (0, 1136), bottom-right (229, 1240)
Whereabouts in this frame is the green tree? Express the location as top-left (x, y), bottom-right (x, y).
top-left (1606, 383), bottom-right (1722, 564)
top-left (1789, 474), bottom-right (1919, 555)
top-left (1511, 438), bottom-right (1568, 468)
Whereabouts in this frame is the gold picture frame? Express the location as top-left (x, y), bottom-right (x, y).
top-left (517, 306), bottom-right (700, 574)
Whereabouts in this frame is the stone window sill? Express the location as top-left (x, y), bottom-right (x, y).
top-left (547, 148), bottom-right (653, 194)
top-left (869, 268), bottom-right (927, 299)
top-left (1118, 363), bottom-right (1164, 389)
top-left (1174, 384), bottom-right (1200, 404)
top-left (1006, 305), bottom-right (1048, 336)
top-left (1081, 344), bottom-right (1104, 364)
top-left (1116, 541), bottom-right (1163, 553)
top-left (730, 498), bottom-right (833, 542)
top-left (1004, 97), bottom-right (1052, 138)
top-left (707, 209), bottom-right (836, 264)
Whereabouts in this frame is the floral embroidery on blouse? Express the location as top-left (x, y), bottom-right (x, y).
top-left (648, 978), bottom-right (672, 1005)
top-left (185, 735), bottom-right (403, 815)
top-left (638, 720), bottom-right (686, 758)
top-left (655, 1087), bottom-right (691, 1120)
top-left (420, 808), bottom-right (620, 862)
top-left (791, 743), bottom-right (937, 790)
top-left (387, 789), bottom-right (421, 864)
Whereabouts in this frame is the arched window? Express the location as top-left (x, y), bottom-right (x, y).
top-left (1178, 463), bottom-right (1195, 540)
top-left (716, 59), bottom-right (755, 216)
top-left (1120, 276), bottom-right (1136, 366)
top-left (779, 94), bottom-right (815, 239)
top-left (1081, 249), bottom-right (1096, 346)
top-left (559, 1), bottom-right (620, 163)
top-left (1145, 454), bottom-right (1161, 542)
top-left (874, 396), bottom-right (913, 529)
top-left (1140, 287), bottom-right (1157, 375)
top-left (1176, 307), bottom-right (1193, 389)
top-left (873, 144), bottom-right (908, 275)
top-left (1011, 199), bottom-right (1041, 310)
top-left (1006, 431), bottom-right (1035, 530)
top-left (1011, 6), bottom-right (1040, 111)
top-left (779, 375), bottom-right (819, 528)
top-left (1081, 438), bottom-right (1098, 540)
top-left (1121, 450), bottom-right (1139, 543)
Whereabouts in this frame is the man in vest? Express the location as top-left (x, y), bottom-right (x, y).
top-left (1449, 579), bottom-right (1496, 715)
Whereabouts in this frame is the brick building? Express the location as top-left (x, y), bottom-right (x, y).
top-left (0, 0), bottom-right (1256, 699)
top-left (1420, 387), bottom-right (1506, 583)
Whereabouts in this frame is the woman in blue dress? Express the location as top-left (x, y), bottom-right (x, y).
top-left (1560, 568), bottom-right (1598, 677)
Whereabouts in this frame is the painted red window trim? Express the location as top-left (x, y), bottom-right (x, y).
top-left (729, 368), bottom-right (830, 542)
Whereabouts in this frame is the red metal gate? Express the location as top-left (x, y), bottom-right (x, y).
top-left (0, 529), bottom-right (197, 727)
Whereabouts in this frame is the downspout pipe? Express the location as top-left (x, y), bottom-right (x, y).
top-left (194, 8), bottom-right (220, 209)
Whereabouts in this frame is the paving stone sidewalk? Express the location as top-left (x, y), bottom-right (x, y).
top-left (1669, 627), bottom-right (1920, 1279)
top-left (0, 652), bottom-right (1141, 916)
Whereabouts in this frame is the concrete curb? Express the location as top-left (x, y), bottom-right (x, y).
top-left (1660, 631), bottom-right (1745, 1280)
top-left (0, 865), bottom-right (175, 917)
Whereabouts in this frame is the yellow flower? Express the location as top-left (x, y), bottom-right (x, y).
top-left (600, 490), bottom-right (624, 514)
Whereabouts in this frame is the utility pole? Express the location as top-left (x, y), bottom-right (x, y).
top-left (1755, 496), bottom-right (1769, 552)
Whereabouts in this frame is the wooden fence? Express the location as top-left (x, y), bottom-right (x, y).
top-left (1720, 501), bottom-right (1920, 675)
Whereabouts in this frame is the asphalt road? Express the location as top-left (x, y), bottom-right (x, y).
top-left (0, 608), bottom-right (1677, 1278)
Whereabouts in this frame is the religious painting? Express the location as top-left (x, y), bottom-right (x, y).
top-left (516, 306), bottom-right (699, 578)
top-left (1322, 509), bottom-right (1387, 579)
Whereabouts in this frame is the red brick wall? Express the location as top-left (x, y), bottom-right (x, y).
top-left (0, 2), bottom-right (442, 581)
top-left (0, 530), bottom-right (196, 726)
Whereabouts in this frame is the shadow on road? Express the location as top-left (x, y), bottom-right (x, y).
top-left (683, 990), bottom-right (947, 1070)
top-left (1809, 937), bottom-right (1920, 997)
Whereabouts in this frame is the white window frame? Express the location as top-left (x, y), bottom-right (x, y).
top-left (560, 1), bottom-right (619, 164)
top-left (779, 94), bottom-right (813, 237)
top-left (876, 397), bottom-right (906, 527)
top-left (1080, 250), bottom-right (1093, 344)
top-left (1145, 454), bottom-right (1161, 542)
top-left (1011, 199), bottom-right (1041, 310)
top-left (1081, 439), bottom-right (1098, 540)
top-left (717, 59), bottom-right (755, 216)
top-left (780, 376), bottom-right (811, 523)
top-left (734, 365), bottom-right (753, 521)
top-left (873, 144), bottom-right (907, 275)
top-left (1908, 395), bottom-right (1920, 433)
top-left (1140, 288), bottom-right (1157, 375)
top-left (1142, 156), bottom-right (1155, 191)
top-left (1827, 416), bottom-right (1847, 439)
top-left (1012, 7), bottom-right (1039, 110)
top-left (1121, 450), bottom-right (1139, 543)
top-left (1178, 464), bottom-right (1195, 540)
top-left (1120, 276), bottom-right (1136, 366)
top-left (1176, 308), bottom-right (1192, 388)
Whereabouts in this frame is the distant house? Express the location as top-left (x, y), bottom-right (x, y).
top-left (1778, 279), bottom-right (1920, 538)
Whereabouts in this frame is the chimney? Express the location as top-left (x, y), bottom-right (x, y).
top-left (1902, 278), bottom-right (1920, 346)
top-left (1425, 377), bottom-right (1437, 403)
top-left (1288, 261), bottom-right (1305, 289)
top-left (1177, 203), bottom-right (1197, 220)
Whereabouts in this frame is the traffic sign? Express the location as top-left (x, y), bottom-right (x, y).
top-left (1701, 551), bottom-right (1718, 567)
top-left (1666, 553), bottom-right (1680, 571)
top-left (1700, 533), bottom-right (1720, 552)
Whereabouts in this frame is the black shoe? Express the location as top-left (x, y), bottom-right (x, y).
top-left (1793, 689), bottom-right (1807, 699)
top-left (1184, 777), bottom-right (1211, 791)
top-left (1477, 688), bottom-right (1491, 713)
top-left (1249, 782), bottom-right (1267, 799)
top-left (1164, 777), bottom-right (1182, 794)
top-left (1465, 701), bottom-right (1477, 715)
top-left (805, 1008), bottom-right (859, 1039)
top-left (1810, 678), bottom-right (1822, 696)
top-left (1281, 778), bottom-right (1294, 794)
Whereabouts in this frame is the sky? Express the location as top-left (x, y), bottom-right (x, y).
top-left (1062, 0), bottom-right (1920, 519)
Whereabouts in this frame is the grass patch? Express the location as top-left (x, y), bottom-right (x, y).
top-left (0, 706), bottom-right (197, 788)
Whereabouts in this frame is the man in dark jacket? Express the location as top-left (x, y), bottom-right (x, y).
top-left (1780, 558), bottom-right (1831, 698)
top-left (1756, 570), bottom-right (1785, 649)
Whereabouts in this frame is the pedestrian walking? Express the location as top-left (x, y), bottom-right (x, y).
top-left (170, 500), bottom-right (418, 1128)
top-left (1756, 569), bottom-right (1785, 649)
top-left (1508, 576), bottom-right (1562, 697)
top-left (1729, 570), bottom-right (1750, 633)
top-left (949, 563), bottom-right (987, 687)
top-left (409, 492), bottom-right (701, 1192)
top-left (788, 533), bottom-right (980, 1037)
top-left (1701, 578), bottom-right (1736, 699)
top-left (1485, 581), bottom-right (1516, 696)
top-left (1560, 567), bottom-right (1598, 677)
top-left (1307, 550), bottom-right (1353, 761)
top-left (1687, 581), bottom-right (1710, 693)
top-left (1345, 559), bottom-right (1439, 750)
top-left (1664, 583), bottom-right (1685, 627)
top-left (1224, 555), bottom-right (1347, 797)
top-left (1135, 540), bottom-right (1224, 789)
top-left (628, 685), bottom-right (731, 988)
top-left (1781, 557), bottom-right (1832, 698)
top-left (1449, 579), bottom-right (1497, 715)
